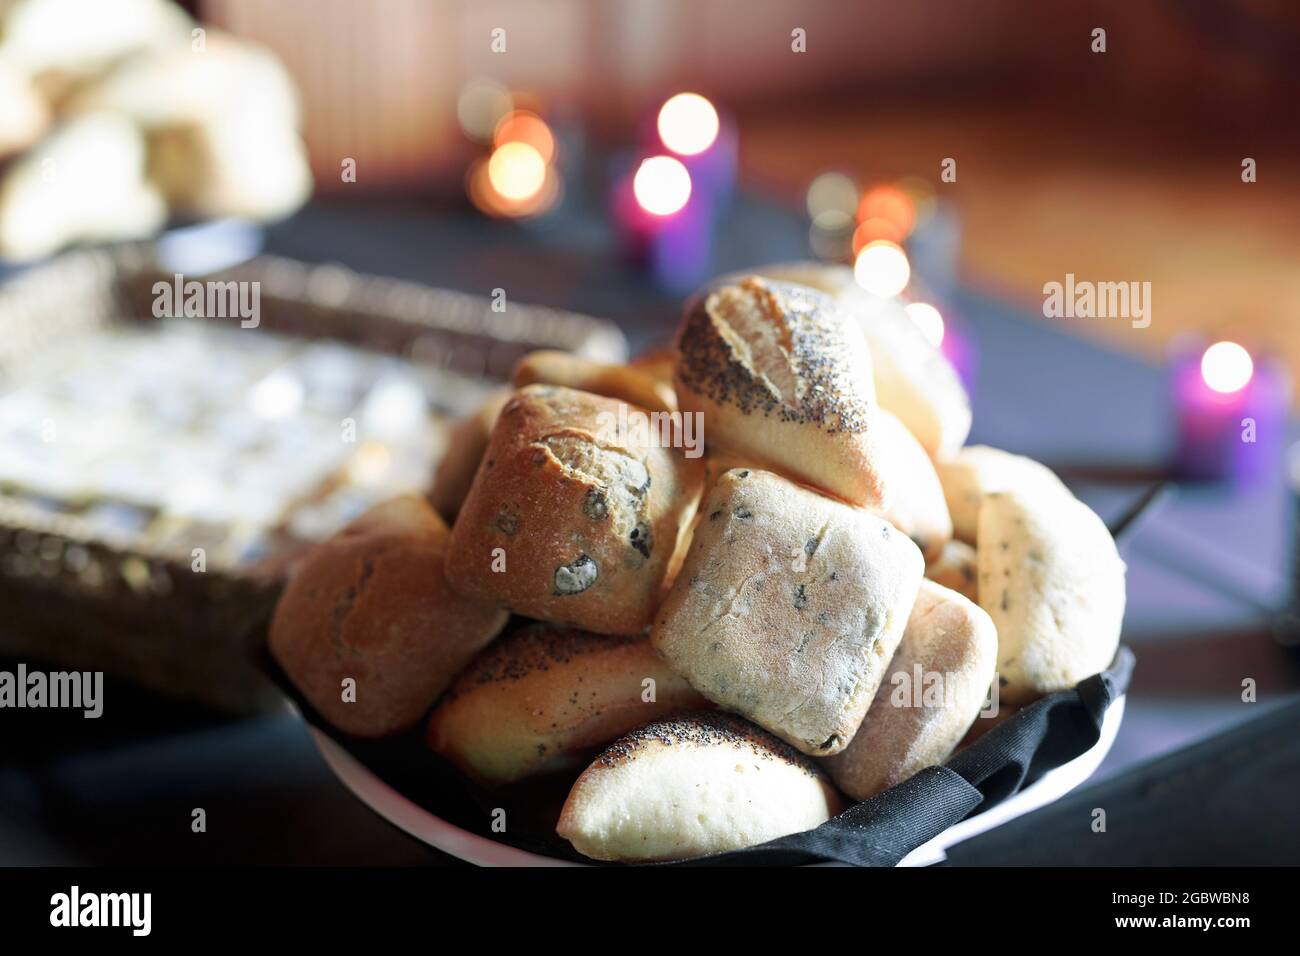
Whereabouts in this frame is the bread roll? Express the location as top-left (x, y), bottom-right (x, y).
top-left (628, 342), bottom-right (676, 386)
top-left (513, 350), bottom-right (677, 413)
top-left (750, 262), bottom-right (971, 457)
top-left (872, 408), bottom-right (952, 561)
top-left (823, 580), bottom-right (997, 800)
top-left (977, 490), bottom-right (1125, 705)
top-left (652, 468), bottom-right (924, 755)
top-left (935, 444), bottom-right (1069, 544)
top-left (68, 30), bottom-right (311, 222)
top-left (445, 385), bottom-right (704, 635)
top-left (557, 711), bottom-right (842, 862)
top-left (674, 275), bottom-right (891, 509)
top-left (0, 0), bottom-right (191, 102)
top-left (428, 389), bottom-right (509, 521)
top-left (926, 539), bottom-right (979, 603)
top-left (0, 112), bottom-right (166, 261)
top-left (0, 59), bottom-right (47, 158)
top-left (269, 496), bottom-right (508, 737)
top-left (427, 622), bottom-right (709, 785)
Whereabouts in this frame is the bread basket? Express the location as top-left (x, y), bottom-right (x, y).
top-left (0, 248), bottom-right (625, 712)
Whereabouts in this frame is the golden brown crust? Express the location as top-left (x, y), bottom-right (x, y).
top-left (269, 496), bottom-right (508, 738)
top-left (444, 385), bottom-right (704, 635)
top-left (427, 621), bottom-right (709, 785)
top-left (428, 389), bottom-right (510, 521)
top-left (512, 350), bottom-right (677, 413)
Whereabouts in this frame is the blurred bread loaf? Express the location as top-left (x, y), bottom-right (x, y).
top-left (445, 385), bottom-right (704, 635)
top-left (428, 389), bottom-right (509, 521)
top-left (513, 349), bottom-right (677, 413)
top-left (427, 622), bottom-right (709, 785)
top-left (977, 489), bottom-right (1125, 704)
top-left (823, 580), bottom-right (996, 800)
top-left (936, 444), bottom-right (1069, 543)
top-left (0, 59), bottom-right (48, 158)
top-left (68, 30), bottom-right (311, 221)
top-left (753, 261), bottom-right (971, 457)
top-left (0, 0), bottom-right (191, 103)
top-left (652, 468), bottom-right (924, 756)
top-left (674, 275), bottom-right (890, 509)
top-left (0, 112), bottom-right (165, 261)
top-left (269, 496), bottom-right (508, 737)
top-left (557, 711), bottom-right (842, 862)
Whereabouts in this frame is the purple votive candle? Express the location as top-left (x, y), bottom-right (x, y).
top-left (1171, 341), bottom-right (1287, 484)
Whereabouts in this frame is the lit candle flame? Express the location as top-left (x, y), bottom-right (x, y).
top-left (633, 156), bottom-right (692, 216)
top-left (657, 93), bottom-right (719, 156)
top-left (1200, 341), bottom-right (1253, 394)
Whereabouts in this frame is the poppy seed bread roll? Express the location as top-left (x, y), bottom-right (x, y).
top-left (557, 712), bottom-right (842, 862)
top-left (674, 276), bottom-right (891, 509)
top-left (512, 349), bottom-right (677, 413)
top-left (427, 622), bottom-right (710, 785)
top-left (269, 496), bottom-right (508, 738)
top-left (748, 261), bottom-right (972, 458)
top-left (445, 385), bottom-right (705, 635)
top-left (823, 580), bottom-right (997, 800)
top-left (652, 468), bottom-right (924, 756)
top-left (977, 489), bottom-right (1126, 705)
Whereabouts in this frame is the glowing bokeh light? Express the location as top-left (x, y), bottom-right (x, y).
top-left (456, 79), bottom-right (513, 143)
top-left (467, 157), bottom-right (560, 218)
top-left (806, 171), bottom-right (858, 220)
top-left (487, 141), bottom-right (547, 202)
top-left (1200, 341), bottom-right (1254, 394)
top-left (852, 217), bottom-right (905, 252)
top-left (904, 302), bottom-right (945, 348)
top-left (853, 240), bottom-right (911, 298)
top-left (633, 156), bottom-right (692, 216)
top-left (657, 93), bottom-right (719, 156)
top-left (493, 110), bottom-right (555, 164)
top-left (857, 184), bottom-right (916, 238)
top-left (809, 209), bottom-right (854, 261)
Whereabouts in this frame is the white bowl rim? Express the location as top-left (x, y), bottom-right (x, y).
top-left (304, 695), bottom-right (1125, 867)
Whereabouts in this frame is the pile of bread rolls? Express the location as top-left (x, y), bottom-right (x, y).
top-left (0, 0), bottom-right (310, 261)
top-left (271, 264), bottom-right (1127, 864)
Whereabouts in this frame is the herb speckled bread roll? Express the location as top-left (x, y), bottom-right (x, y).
top-left (269, 496), bottom-right (508, 738)
top-left (674, 276), bottom-right (891, 509)
top-left (750, 261), bottom-right (971, 458)
top-left (652, 468), bottom-right (924, 756)
top-left (871, 408), bottom-right (952, 561)
top-left (445, 385), bottom-right (705, 635)
top-left (512, 350), bottom-right (677, 413)
top-left (428, 389), bottom-right (509, 521)
top-left (935, 444), bottom-right (1070, 544)
top-left (427, 622), bottom-right (709, 785)
top-left (926, 539), bottom-right (979, 603)
top-left (823, 580), bottom-right (997, 800)
top-left (557, 711), bottom-right (842, 862)
top-left (977, 489), bottom-right (1126, 705)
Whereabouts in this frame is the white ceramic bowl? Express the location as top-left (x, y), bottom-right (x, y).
top-left (302, 695), bottom-right (1125, 867)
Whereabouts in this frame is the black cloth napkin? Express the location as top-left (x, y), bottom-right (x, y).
top-left (675, 646), bottom-right (1135, 866)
